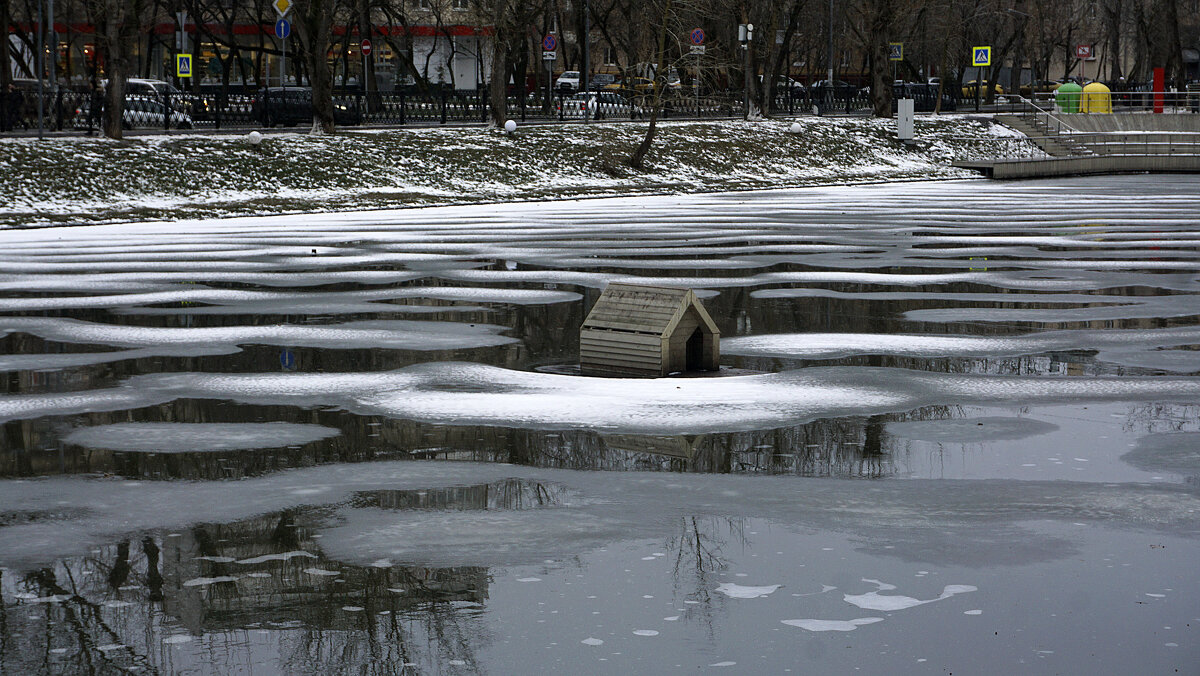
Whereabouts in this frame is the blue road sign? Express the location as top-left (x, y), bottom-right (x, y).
top-left (176, 54), bottom-right (193, 78)
top-left (280, 349), bottom-right (297, 370)
top-left (275, 18), bottom-right (291, 39)
top-left (542, 34), bottom-right (557, 51)
top-left (972, 46), bottom-right (991, 67)
top-left (889, 42), bottom-right (903, 61)
top-left (690, 28), bottom-right (705, 45)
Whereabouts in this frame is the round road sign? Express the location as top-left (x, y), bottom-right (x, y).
top-left (690, 28), bottom-right (705, 45)
top-left (274, 18), bottom-right (291, 39)
top-left (543, 34), bottom-right (558, 52)
top-left (361, 38), bottom-right (372, 56)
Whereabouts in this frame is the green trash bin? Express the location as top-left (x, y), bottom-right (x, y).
top-left (1056, 82), bottom-right (1082, 113)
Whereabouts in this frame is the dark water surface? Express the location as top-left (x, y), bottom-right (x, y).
top-left (1, 176), bottom-right (1198, 674)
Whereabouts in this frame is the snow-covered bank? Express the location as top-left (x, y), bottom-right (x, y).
top-left (0, 116), bottom-right (1025, 227)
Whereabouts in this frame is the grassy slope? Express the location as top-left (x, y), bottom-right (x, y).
top-left (0, 117), bottom-right (1023, 227)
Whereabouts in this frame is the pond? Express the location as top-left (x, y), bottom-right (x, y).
top-left (1, 175), bottom-right (1197, 673)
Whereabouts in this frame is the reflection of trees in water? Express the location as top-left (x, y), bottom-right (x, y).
top-left (1122, 403), bottom-right (1200, 435)
top-left (1, 545), bottom-right (162, 674)
top-left (356, 478), bottom-right (571, 512)
top-left (1, 506), bottom-right (494, 675)
top-left (3, 397), bottom-right (978, 482)
top-left (663, 516), bottom-right (748, 635)
top-left (730, 352), bottom-right (1086, 377)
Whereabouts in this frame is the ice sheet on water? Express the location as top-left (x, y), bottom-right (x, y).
top-left (0, 460), bottom-right (1197, 570)
top-left (1119, 433), bottom-right (1200, 477)
top-left (62, 423), bottom-right (340, 453)
top-left (714, 583), bottom-right (782, 599)
top-left (1097, 347), bottom-right (1200, 374)
top-left (722, 327), bottom-right (1200, 360)
top-left (109, 286), bottom-right (579, 316)
top-left (781, 617), bottom-right (884, 632)
top-left (126, 362), bottom-right (907, 434)
top-left (182, 576), bottom-right (238, 587)
top-left (886, 417), bottom-right (1059, 443)
top-left (0, 345), bottom-right (240, 373)
top-left (0, 388), bottom-right (166, 424)
top-left (6, 362), bottom-right (1200, 433)
top-left (843, 580), bottom-right (977, 611)
top-left (0, 317), bottom-right (519, 351)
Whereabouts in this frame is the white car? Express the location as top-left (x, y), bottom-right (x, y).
top-left (555, 71), bottom-right (580, 93)
top-left (73, 96), bottom-right (194, 130)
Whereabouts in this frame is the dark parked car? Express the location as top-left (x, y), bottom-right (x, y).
top-left (893, 82), bottom-right (957, 112)
top-left (251, 87), bottom-right (362, 127)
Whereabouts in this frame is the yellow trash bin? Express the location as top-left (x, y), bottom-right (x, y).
top-left (1081, 82), bottom-right (1112, 113)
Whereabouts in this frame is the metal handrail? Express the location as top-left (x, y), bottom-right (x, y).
top-left (1012, 95), bottom-right (1079, 135)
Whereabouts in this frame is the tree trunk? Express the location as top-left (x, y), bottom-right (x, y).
top-left (294, 0), bottom-right (336, 134)
top-left (867, 0), bottom-right (893, 118)
top-left (487, 0), bottom-right (511, 127)
top-left (0, 0), bottom-right (10, 130)
top-left (629, 0), bottom-right (672, 169)
top-left (90, 0), bottom-right (140, 140)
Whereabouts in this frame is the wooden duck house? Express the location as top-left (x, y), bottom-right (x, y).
top-left (580, 283), bottom-right (720, 377)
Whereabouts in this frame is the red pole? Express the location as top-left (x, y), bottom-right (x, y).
top-left (1153, 67), bottom-right (1164, 113)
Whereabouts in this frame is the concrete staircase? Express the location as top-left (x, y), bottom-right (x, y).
top-left (995, 113), bottom-right (1093, 157)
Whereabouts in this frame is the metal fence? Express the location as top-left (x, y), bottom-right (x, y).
top-left (5, 84), bottom-right (1193, 135)
top-left (0, 85), bottom-right (884, 134)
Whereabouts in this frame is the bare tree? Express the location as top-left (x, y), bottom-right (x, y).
top-left (629, 0), bottom-right (674, 168)
top-left (85, 0), bottom-right (150, 138)
top-left (847, 0), bottom-right (896, 116)
top-left (293, 0), bottom-right (338, 133)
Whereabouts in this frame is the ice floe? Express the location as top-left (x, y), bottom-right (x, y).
top-left (722, 327), bottom-right (1200, 361)
top-left (843, 579), bottom-right (977, 611)
top-left (62, 422), bottom-right (340, 453)
top-left (781, 617), bottom-right (884, 632)
top-left (714, 583), bottom-right (781, 599)
top-left (0, 317), bottom-right (519, 351)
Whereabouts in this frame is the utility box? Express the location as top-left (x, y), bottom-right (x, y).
top-left (897, 98), bottom-right (915, 140)
top-left (580, 283), bottom-right (720, 377)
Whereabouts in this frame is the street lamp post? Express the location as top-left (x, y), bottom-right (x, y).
top-left (36, 0), bottom-right (44, 139)
top-left (740, 22), bottom-right (753, 118)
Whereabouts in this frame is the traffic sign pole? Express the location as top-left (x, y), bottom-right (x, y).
top-left (361, 39), bottom-right (372, 95)
top-left (971, 46), bottom-right (992, 112)
top-left (696, 28), bottom-right (700, 118)
top-left (542, 34), bottom-right (557, 112)
top-left (274, 0), bottom-right (291, 88)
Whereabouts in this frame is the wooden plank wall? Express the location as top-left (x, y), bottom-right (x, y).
top-left (580, 328), bottom-right (665, 376)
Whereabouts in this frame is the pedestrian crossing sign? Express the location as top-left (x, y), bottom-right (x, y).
top-left (972, 46), bottom-right (991, 67)
top-left (889, 43), bottom-right (903, 61)
top-left (176, 54), bottom-right (193, 78)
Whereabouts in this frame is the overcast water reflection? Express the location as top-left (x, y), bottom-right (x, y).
top-left (1, 176), bottom-right (1198, 674)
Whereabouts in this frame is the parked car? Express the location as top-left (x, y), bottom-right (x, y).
top-left (102, 77), bottom-right (202, 117)
top-left (809, 79), bottom-right (858, 97)
top-left (605, 76), bottom-right (654, 93)
top-left (1019, 80), bottom-right (1060, 96)
top-left (759, 75), bottom-right (806, 97)
top-left (591, 73), bottom-right (617, 89)
top-left (71, 95), bottom-right (194, 130)
top-left (122, 78), bottom-right (182, 98)
top-left (555, 71), bottom-right (580, 93)
top-left (961, 80), bottom-right (1005, 97)
top-left (892, 82), bottom-right (957, 112)
top-left (250, 87), bottom-right (362, 127)
top-left (557, 90), bottom-right (640, 120)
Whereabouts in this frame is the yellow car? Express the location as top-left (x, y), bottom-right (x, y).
top-left (961, 80), bottom-right (1005, 97)
top-left (604, 76), bottom-right (656, 93)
